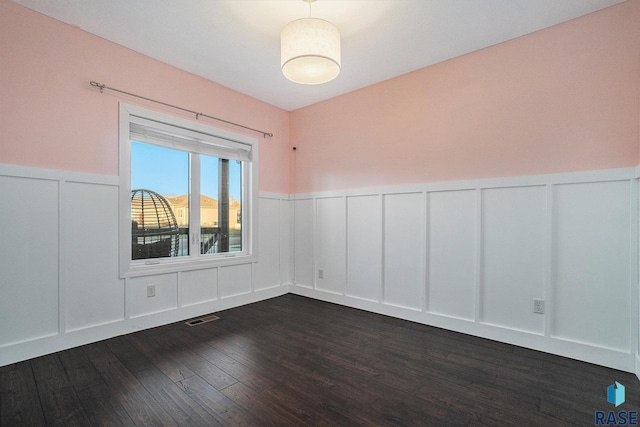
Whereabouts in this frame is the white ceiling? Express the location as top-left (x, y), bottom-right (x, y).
top-left (13, 0), bottom-right (625, 111)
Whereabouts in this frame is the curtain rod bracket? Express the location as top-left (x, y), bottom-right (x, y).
top-left (89, 80), bottom-right (273, 138)
top-left (90, 81), bottom-right (105, 93)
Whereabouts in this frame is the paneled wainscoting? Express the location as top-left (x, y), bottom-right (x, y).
top-left (0, 163), bottom-right (291, 367)
top-left (2, 295), bottom-right (639, 426)
top-left (291, 167), bottom-right (638, 373)
top-left (1, 163), bottom-right (639, 378)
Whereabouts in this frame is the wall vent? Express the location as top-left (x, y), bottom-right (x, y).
top-left (185, 314), bottom-right (220, 326)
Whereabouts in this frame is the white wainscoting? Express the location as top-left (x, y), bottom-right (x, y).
top-left (316, 197), bottom-right (346, 295)
top-left (290, 168), bottom-right (639, 373)
top-left (2, 163), bottom-right (639, 374)
top-left (346, 195), bottom-right (382, 302)
top-left (427, 189), bottom-right (476, 320)
top-left (0, 164), bottom-right (291, 367)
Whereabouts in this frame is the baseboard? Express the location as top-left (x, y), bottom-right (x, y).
top-left (0, 286), bottom-right (288, 367)
top-left (290, 286), bottom-right (636, 373)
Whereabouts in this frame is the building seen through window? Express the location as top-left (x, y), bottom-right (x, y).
top-left (131, 141), bottom-right (243, 260)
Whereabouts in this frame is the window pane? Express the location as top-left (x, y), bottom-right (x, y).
top-left (200, 155), bottom-right (243, 254)
top-left (131, 141), bottom-right (189, 259)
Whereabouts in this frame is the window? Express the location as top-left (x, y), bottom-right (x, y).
top-left (119, 103), bottom-right (258, 277)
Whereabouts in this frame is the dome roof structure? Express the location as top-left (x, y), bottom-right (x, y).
top-left (131, 189), bottom-right (180, 259)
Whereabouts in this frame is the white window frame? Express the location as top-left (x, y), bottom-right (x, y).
top-left (119, 103), bottom-right (258, 278)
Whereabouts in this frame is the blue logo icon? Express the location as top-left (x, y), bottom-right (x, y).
top-left (595, 382), bottom-right (636, 425)
top-left (608, 382), bottom-right (626, 407)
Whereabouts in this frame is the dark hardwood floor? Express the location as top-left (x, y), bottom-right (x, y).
top-left (2, 294), bottom-right (639, 426)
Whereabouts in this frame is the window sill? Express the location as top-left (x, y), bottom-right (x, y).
top-left (120, 254), bottom-right (257, 278)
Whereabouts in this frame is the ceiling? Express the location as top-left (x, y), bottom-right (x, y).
top-left (13, 0), bottom-right (625, 111)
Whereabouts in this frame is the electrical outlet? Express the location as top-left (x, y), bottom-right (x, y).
top-left (318, 268), bottom-right (324, 279)
top-left (147, 285), bottom-right (156, 298)
top-left (533, 298), bottom-right (545, 314)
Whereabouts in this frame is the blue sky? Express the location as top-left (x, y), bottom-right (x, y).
top-left (131, 142), bottom-right (242, 200)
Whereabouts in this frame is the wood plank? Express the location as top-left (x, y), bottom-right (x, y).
top-left (75, 383), bottom-right (136, 427)
top-left (58, 346), bottom-right (104, 392)
top-left (105, 336), bottom-right (154, 373)
top-left (176, 374), bottom-right (257, 426)
top-left (30, 354), bottom-right (91, 426)
top-left (220, 381), bottom-right (309, 427)
top-left (187, 337), bottom-right (276, 393)
top-left (90, 352), bottom-right (178, 426)
top-left (0, 362), bottom-right (46, 426)
top-left (147, 327), bottom-right (238, 390)
top-left (125, 330), bottom-right (195, 383)
top-left (262, 380), bottom-right (366, 426)
top-left (81, 341), bottom-right (112, 361)
top-left (134, 366), bottom-right (222, 427)
top-left (164, 322), bottom-right (276, 393)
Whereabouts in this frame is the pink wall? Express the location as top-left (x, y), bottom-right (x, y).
top-left (0, 0), bottom-right (290, 193)
top-left (290, 1), bottom-right (640, 193)
top-left (2, 0), bottom-right (639, 196)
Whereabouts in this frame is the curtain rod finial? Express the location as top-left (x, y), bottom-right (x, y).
top-left (90, 81), bottom-right (105, 93)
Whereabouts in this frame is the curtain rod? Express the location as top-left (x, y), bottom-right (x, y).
top-left (89, 81), bottom-right (273, 138)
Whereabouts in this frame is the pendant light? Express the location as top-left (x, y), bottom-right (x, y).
top-left (280, 0), bottom-right (341, 85)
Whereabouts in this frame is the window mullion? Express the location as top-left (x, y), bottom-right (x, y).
top-left (189, 153), bottom-right (201, 257)
top-left (240, 161), bottom-right (247, 252)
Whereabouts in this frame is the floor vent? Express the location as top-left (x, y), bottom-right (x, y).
top-left (185, 314), bottom-right (220, 326)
